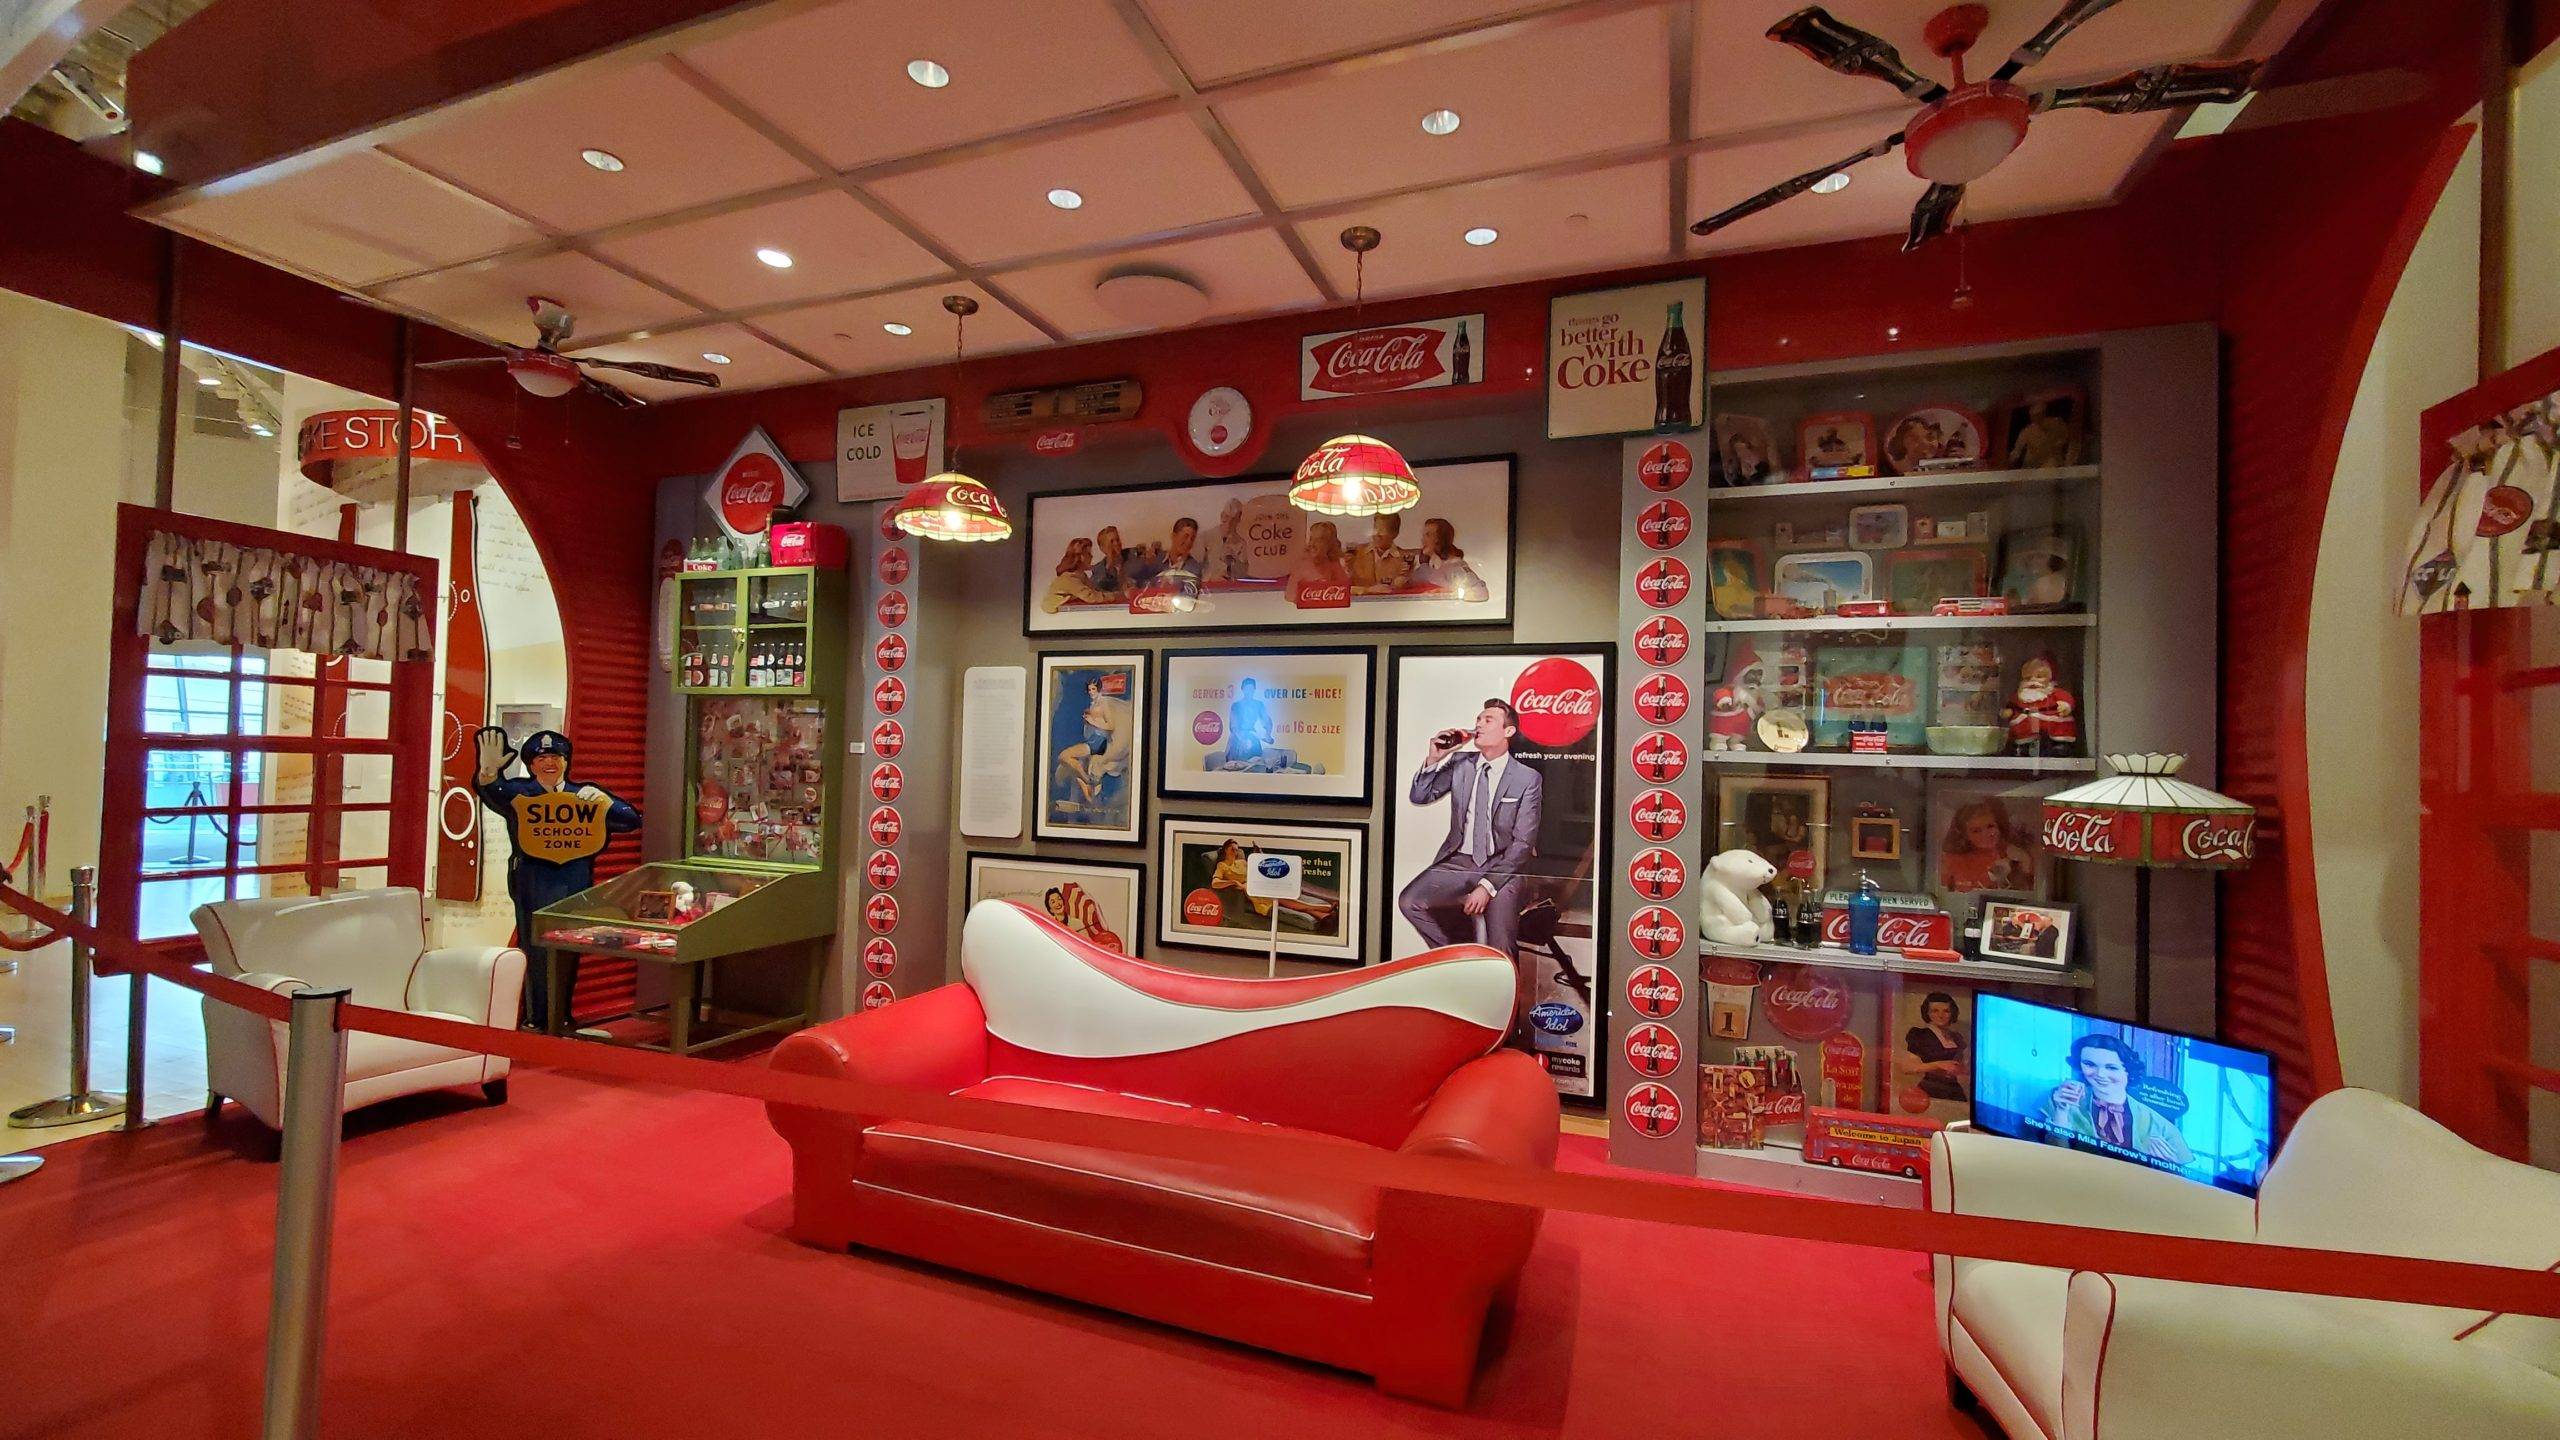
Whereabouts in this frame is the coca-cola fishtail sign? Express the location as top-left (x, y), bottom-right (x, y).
top-left (1546, 278), bottom-right (1706, 440)
top-left (1300, 314), bottom-right (1486, 400)
top-left (706, 425), bottom-right (810, 540)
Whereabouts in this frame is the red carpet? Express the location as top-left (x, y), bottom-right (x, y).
top-left (0, 1066), bottom-right (1989, 1439)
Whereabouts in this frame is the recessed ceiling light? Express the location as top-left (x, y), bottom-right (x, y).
top-left (907, 59), bottom-right (950, 89)
top-left (196, 373), bottom-right (218, 386)
top-left (882, 322), bottom-right (914, 336)
top-left (134, 150), bottom-right (164, 176)
top-left (1047, 187), bottom-right (1084, 210)
top-left (1463, 226), bottom-right (1499, 247)
top-left (1811, 170), bottom-right (1852, 195)
top-left (1420, 108), bottom-right (1461, 136)
top-left (580, 148), bottom-right (625, 173)
top-left (702, 352), bottom-right (732, 365)
top-left (1885, 326), bottom-right (1901, 340)
top-left (248, 424), bottom-right (273, 437)
top-left (755, 247), bottom-right (794, 269)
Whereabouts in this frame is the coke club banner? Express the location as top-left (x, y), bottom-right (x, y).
top-left (1301, 314), bottom-right (1485, 400)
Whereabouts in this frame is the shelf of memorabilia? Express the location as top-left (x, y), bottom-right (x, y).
top-left (1700, 462), bottom-right (2100, 505)
top-left (675, 566), bottom-right (841, 696)
top-left (1697, 937), bottom-right (2092, 989)
top-left (1701, 751), bottom-right (2097, 773)
top-left (1700, 613), bottom-right (2097, 634)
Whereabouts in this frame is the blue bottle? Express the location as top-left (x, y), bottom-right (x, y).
top-left (1847, 871), bottom-right (1883, 956)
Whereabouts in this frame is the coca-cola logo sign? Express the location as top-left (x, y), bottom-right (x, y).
top-left (1628, 846), bottom-right (1687, 900)
top-left (2175, 812), bottom-right (2256, 865)
top-left (866, 850), bottom-right (901, 891)
top-left (1634, 615), bottom-right (1689, 667)
top-left (1307, 326), bottom-right (1447, 394)
top-left (1631, 729), bottom-right (1688, 783)
top-left (1634, 557), bottom-right (1692, 610)
top-left (1190, 710), bottom-right (1223, 746)
top-left (1625, 1022), bottom-right (1683, 1079)
top-left (870, 719), bottom-right (905, 758)
top-left (877, 546), bottom-right (911, 585)
top-left (861, 979), bottom-right (897, 1011)
top-left (867, 806), bottom-right (902, 847)
top-left (1633, 672), bottom-right (1690, 725)
top-left (1032, 427), bottom-right (1081, 455)
top-left (1637, 498), bottom-right (1692, 551)
top-left (1289, 580), bottom-right (1351, 610)
top-left (1818, 907), bottom-right (1953, 951)
top-left (2480, 484), bottom-right (2533, 537)
top-left (1182, 888), bottom-right (1223, 926)
top-left (1625, 962), bottom-right (1684, 1019)
top-left (874, 633), bottom-right (908, 671)
top-left (862, 937), bottom-right (898, 977)
top-left (1623, 1082), bottom-right (1684, 1139)
top-left (870, 763), bottom-right (904, 802)
top-left (864, 893), bottom-right (900, 935)
top-left (1764, 966), bottom-right (1852, 1041)
top-left (1627, 905), bottom-right (1686, 961)
top-left (1510, 656), bottom-right (1602, 747)
top-left (1638, 441), bottom-right (1693, 492)
top-left (2039, 804), bottom-right (2141, 861)
top-left (707, 428), bottom-right (808, 540)
top-left (877, 590), bottom-right (910, 629)
top-left (872, 676), bottom-right (907, 714)
top-left (1630, 788), bottom-right (1688, 842)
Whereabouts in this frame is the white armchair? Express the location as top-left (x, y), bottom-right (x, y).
top-left (1930, 1087), bottom-right (2560, 1440)
top-left (193, 889), bottom-right (523, 1143)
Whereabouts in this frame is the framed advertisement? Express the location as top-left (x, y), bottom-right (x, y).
top-left (1156, 647), bottom-right (1375, 805)
top-left (1022, 458), bottom-right (1515, 635)
top-left (1925, 778), bottom-right (2046, 902)
top-left (1155, 817), bottom-right (1365, 964)
top-left (1547, 278), bottom-right (1704, 440)
top-left (966, 852), bottom-right (1145, 957)
top-left (1035, 653), bottom-right (1148, 845)
top-left (1383, 644), bottom-right (1614, 1102)
top-left (1714, 773), bottom-right (1829, 892)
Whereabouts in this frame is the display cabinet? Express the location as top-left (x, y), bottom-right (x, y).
top-left (675, 566), bottom-right (838, 696)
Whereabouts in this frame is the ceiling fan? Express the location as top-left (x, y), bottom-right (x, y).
top-left (1691, 2), bottom-right (2261, 251)
top-left (418, 296), bottom-right (723, 408)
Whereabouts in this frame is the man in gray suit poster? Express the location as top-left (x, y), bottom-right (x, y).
top-left (1397, 697), bottom-right (1544, 1038)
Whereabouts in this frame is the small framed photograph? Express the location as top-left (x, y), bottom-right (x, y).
top-left (1772, 549), bottom-right (1874, 612)
top-left (1157, 816), bottom-right (1366, 964)
top-left (1848, 503), bottom-right (1910, 549)
top-left (967, 853), bottom-right (1147, 956)
top-left (1849, 804), bottom-right (1902, 861)
top-left (1884, 545), bottom-right (1991, 614)
top-left (1708, 538), bottom-right (1764, 620)
top-left (1977, 896), bottom-right (2077, 969)
top-left (1712, 413), bottom-right (1788, 487)
top-left (1798, 411), bottom-right (1878, 481)
top-left (1156, 647), bottom-right (1375, 805)
top-left (1883, 405), bottom-right (1991, 475)
top-left (631, 890), bottom-right (677, 922)
top-left (1037, 652), bottom-right (1149, 844)
top-left (1997, 525), bottom-right (2080, 612)
top-left (1715, 774), bottom-right (1830, 891)
top-left (2002, 386), bottom-right (2090, 470)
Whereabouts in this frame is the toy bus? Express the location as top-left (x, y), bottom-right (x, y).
top-left (1801, 1107), bottom-right (1942, 1180)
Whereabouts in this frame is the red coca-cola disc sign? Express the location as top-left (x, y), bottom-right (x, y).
top-left (872, 676), bottom-right (907, 714)
top-left (1633, 672), bottom-right (1690, 725)
top-left (1764, 966), bottom-right (1853, 1041)
top-left (1625, 1022), bottom-right (1683, 1080)
top-left (864, 893), bottom-right (900, 935)
top-left (711, 438), bottom-right (807, 538)
top-left (1510, 656), bottom-right (1602, 747)
top-left (877, 546), bottom-right (911, 585)
top-left (866, 850), bottom-right (901, 890)
top-left (870, 763), bottom-right (904, 802)
top-left (2479, 484), bottom-right (2533, 536)
top-left (1631, 730), bottom-right (1689, 783)
top-left (1637, 499), bottom-right (1693, 551)
top-left (1633, 615), bottom-right (1690, 667)
top-left (861, 979), bottom-right (896, 1010)
top-left (1630, 788), bottom-right (1688, 842)
top-left (1627, 905), bottom-right (1686, 961)
top-left (874, 633), bottom-right (908, 671)
top-left (1628, 846), bottom-right (1687, 900)
top-left (1634, 557), bottom-right (1692, 609)
top-left (1638, 441), bottom-right (1693, 492)
top-left (870, 719), bottom-right (905, 758)
top-left (1625, 963), bottom-right (1684, 1019)
top-left (876, 590), bottom-right (910, 628)
top-left (867, 806), bottom-right (902, 847)
top-left (862, 937), bottom-right (898, 977)
top-left (1623, 1082), bottom-right (1685, 1139)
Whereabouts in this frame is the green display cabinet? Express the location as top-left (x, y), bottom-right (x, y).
top-left (535, 563), bottom-right (848, 1055)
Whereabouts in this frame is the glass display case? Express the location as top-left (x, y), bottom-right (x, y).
top-left (676, 567), bottom-right (825, 695)
top-left (532, 860), bottom-right (792, 960)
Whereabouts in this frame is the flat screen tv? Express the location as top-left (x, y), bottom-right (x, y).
top-left (1971, 993), bottom-right (2278, 1196)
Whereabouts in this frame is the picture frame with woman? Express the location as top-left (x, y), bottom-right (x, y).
top-left (1892, 984), bottom-right (1973, 1123)
top-left (1155, 817), bottom-right (1365, 964)
top-left (1156, 647), bottom-right (1375, 804)
top-left (1036, 653), bottom-right (1148, 844)
top-left (966, 853), bottom-right (1146, 956)
top-left (1926, 780), bottom-right (2044, 900)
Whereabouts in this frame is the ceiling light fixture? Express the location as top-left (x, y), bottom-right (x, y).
top-left (890, 295), bottom-right (1013, 544)
top-left (1811, 170), bottom-right (1852, 194)
top-left (580, 148), bottom-right (626, 173)
top-left (702, 352), bottom-right (732, 365)
top-left (1463, 226), bottom-right (1498, 247)
top-left (906, 59), bottom-right (951, 89)
top-left (755, 247), bottom-right (794, 269)
top-left (1292, 227), bottom-right (1419, 519)
top-left (882, 322), bottom-right (914, 336)
top-left (196, 373), bottom-right (218, 386)
top-left (248, 424), bottom-right (273, 437)
top-left (134, 150), bottom-right (164, 176)
top-left (1046, 187), bottom-right (1084, 211)
top-left (1420, 108), bottom-right (1461, 136)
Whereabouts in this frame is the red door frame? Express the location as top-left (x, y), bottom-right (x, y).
top-left (96, 503), bottom-right (437, 961)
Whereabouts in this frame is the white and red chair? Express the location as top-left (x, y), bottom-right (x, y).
top-left (1929, 1087), bottom-right (2560, 1440)
top-left (194, 889), bottom-right (522, 1144)
top-left (766, 899), bottom-right (1560, 1406)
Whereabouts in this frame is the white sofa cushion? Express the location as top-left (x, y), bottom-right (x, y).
top-left (195, 889), bottom-right (427, 1010)
top-left (1951, 1259), bottom-right (2069, 1437)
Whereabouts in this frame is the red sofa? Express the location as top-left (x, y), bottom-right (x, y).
top-left (766, 900), bottom-right (1560, 1405)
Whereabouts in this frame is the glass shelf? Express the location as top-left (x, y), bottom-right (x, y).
top-left (1697, 937), bottom-right (2092, 988)
top-left (1703, 612), bottom-right (2095, 634)
top-left (1701, 751), bottom-right (2097, 773)
top-left (1704, 463), bottom-right (2099, 505)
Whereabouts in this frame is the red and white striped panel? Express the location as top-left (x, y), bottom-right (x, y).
top-left (960, 901), bottom-right (1513, 1147)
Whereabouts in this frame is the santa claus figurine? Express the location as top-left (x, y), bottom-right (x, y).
top-left (2004, 654), bottom-right (2079, 757)
top-left (1709, 686), bottom-right (1752, 751)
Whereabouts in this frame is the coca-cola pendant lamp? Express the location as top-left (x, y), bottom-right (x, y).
top-left (891, 295), bottom-right (1014, 543)
top-left (1292, 227), bottom-right (1421, 517)
top-left (2039, 752), bottom-right (2256, 1024)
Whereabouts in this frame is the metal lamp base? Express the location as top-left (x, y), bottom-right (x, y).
top-left (0, 1153), bottom-right (40, 1185)
top-left (8, 1092), bottom-right (127, 1129)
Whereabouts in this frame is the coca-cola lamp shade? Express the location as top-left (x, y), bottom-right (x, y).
top-left (2040, 753), bottom-right (2256, 870)
top-left (891, 472), bottom-right (1013, 543)
top-left (1290, 433), bottom-right (1420, 516)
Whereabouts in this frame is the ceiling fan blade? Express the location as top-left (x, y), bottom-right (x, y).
top-left (574, 356), bottom-right (723, 389)
top-left (1903, 183), bottom-right (1964, 252)
top-left (2037, 59), bottom-right (2260, 116)
top-left (415, 355), bottom-right (508, 372)
top-left (1690, 133), bottom-right (1903, 238)
top-left (582, 375), bottom-right (646, 410)
top-left (1768, 7), bottom-right (1946, 102)
top-left (1991, 0), bottom-right (2127, 83)
top-left (2225, 66), bottom-right (2430, 132)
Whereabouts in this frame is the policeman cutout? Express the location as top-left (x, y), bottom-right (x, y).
top-left (475, 727), bottom-right (640, 1031)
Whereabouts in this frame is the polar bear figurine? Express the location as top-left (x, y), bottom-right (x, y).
top-left (1700, 848), bottom-right (1779, 946)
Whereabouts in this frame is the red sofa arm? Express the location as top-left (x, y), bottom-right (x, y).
top-left (1374, 1051), bottom-right (1561, 1288)
top-left (765, 982), bottom-right (990, 1150)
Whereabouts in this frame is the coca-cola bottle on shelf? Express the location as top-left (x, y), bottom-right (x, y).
top-left (1451, 319), bottom-right (1473, 385)
top-left (1653, 301), bottom-right (1694, 432)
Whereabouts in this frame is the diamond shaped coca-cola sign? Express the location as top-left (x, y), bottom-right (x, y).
top-left (707, 426), bottom-right (808, 540)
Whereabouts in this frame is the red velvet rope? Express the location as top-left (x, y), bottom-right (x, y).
top-left (4, 817), bottom-right (29, 876)
top-left (6, 879), bottom-right (2556, 1321)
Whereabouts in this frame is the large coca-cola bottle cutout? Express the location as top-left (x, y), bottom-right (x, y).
top-left (1451, 319), bottom-right (1473, 386)
top-left (1653, 301), bottom-right (1694, 432)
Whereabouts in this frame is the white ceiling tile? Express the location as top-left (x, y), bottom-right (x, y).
top-left (377, 250), bottom-right (694, 346)
top-left (676, 0), bottom-right (1174, 171)
top-left (166, 149), bottom-right (543, 288)
top-left (866, 114), bottom-right (1259, 267)
top-left (754, 281), bottom-right (1049, 377)
top-left (993, 228), bottom-right (1324, 340)
top-left (1140, 0), bottom-right (1546, 83)
top-left (566, 321), bottom-right (823, 401)
top-left (1297, 161), bottom-right (1670, 300)
top-left (1216, 6), bottom-right (1672, 210)
top-left (589, 189), bottom-right (949, 311)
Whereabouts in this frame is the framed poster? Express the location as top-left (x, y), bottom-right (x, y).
top-left (966, 852), bottom-right (1145, 956)
top-left (1925, 779), bottom-right (2045, 900)
top-left (1156, 816), bottom-right (1365, 964)
top-left (1036, 653), bottom-right (1148, 844)
top-left (1384, 644), bottom-right (1614, 1102)
top-left (1022, 458), bottom-right (1514, 635)
top-left (1547, 277), bottom-right (1704, 440)
top-left (1715, 773), bottom-right (1829, 892)
top-left (1891, 983), bottom-right (1974, 1123)
top-left (1978, 896), bottom-right (2077, 969)
top-left (1156, 647), bottom-right (1375, 805)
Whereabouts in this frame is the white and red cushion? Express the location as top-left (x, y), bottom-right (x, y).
top-left (960, 901), bottom-right (1513, 1148)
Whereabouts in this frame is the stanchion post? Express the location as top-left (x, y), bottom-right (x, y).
top-left (262, 986), bottom-right (349, 1440)
top-left (7, 867), bottom-right (126, 1129)
top-left (122, 914), bottom-right (149, 1131)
